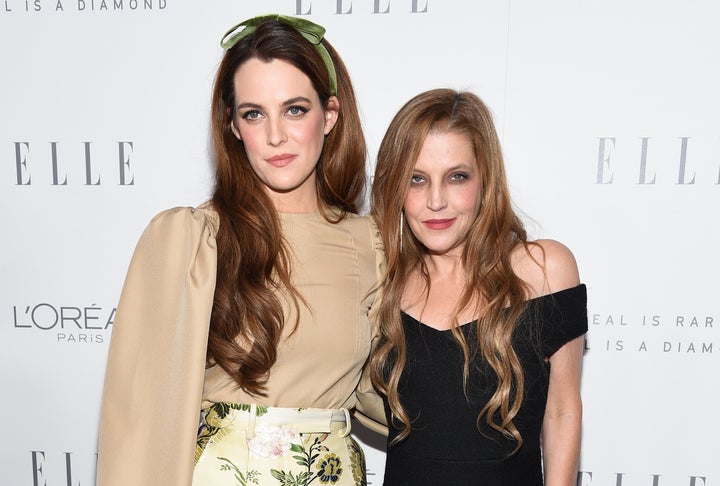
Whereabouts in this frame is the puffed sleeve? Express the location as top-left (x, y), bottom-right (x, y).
top-left (354, 218), bottom-right (389, 435)
top-left (97, 205), bottom-right (218, 486)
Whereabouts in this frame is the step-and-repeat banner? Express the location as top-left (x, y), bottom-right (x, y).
top-left (2, 1), bottom-right (717, 484)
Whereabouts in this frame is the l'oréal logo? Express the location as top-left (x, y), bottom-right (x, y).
top-left (12, 302), bottom-right (114, 343)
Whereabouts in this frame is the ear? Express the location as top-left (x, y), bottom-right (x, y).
top-left (323, 96), bottom-right (340, 135)
top-left (230, 119), bottom-right (242, 141)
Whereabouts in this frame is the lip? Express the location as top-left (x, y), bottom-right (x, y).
top-left (423, 218), bottom-right (456, 230)
top-left (266, 154), bottom-right (297, 168)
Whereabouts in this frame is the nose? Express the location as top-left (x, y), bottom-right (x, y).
top-left (426, 183), bottom-right (447, 211)
top-left (266, 117), bottom-right (287, 146)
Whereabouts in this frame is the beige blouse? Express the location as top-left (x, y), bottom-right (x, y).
top-left (97, 203), bottom-right (385, 486)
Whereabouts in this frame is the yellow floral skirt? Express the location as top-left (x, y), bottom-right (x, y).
top-left (193, 403), bottom-right (367, 486)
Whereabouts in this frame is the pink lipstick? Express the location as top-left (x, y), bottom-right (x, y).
top-left (423, 218), bottom-right (456, 230)
top-left (266, 154), bottom-right (296, 167)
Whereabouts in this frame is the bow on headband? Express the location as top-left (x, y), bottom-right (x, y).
top-left (220, 14), bottom-right (338, 96)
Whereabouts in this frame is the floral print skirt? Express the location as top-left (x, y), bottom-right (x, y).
top-left (193, 403), bottom-right (367, 486)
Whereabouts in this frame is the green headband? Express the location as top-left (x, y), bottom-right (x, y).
top-left (221, 14), bottom-right (338, 96)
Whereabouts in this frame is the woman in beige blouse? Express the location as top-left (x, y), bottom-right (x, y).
top-left (97, 15), bottom-right (383, 486)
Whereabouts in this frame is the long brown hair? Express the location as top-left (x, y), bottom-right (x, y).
top-left (370, 89), bottom-right (530, 449)
top-left (208, 19), bottom-right (367, 396)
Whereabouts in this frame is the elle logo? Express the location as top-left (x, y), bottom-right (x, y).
top-left (595, 137), bottom-right (720, 185)
top-left (578, 472), bottom-right (708, 485)
top-left (13, 141), bottom-right (134, 186)
top-left (31, 451), bottom-right (96, 486)
top-left (294, 0), bottom-right (429, 15)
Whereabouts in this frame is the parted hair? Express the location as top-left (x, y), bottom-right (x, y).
top-left (370, 89), bottom-right (531, 450)
top-left (208, 19), bottom-right (367, 396)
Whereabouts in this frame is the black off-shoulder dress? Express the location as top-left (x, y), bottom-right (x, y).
top-left (382, 284), bottom-right (588, 486)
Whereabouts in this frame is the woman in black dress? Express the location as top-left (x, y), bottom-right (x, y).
top-left (369, 89), bottom-right (587, 485)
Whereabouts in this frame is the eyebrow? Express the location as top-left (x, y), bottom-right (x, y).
top-left (413, 163), bottom-right (476, 175)
top-left (235, 96), bottom-right (313, 112)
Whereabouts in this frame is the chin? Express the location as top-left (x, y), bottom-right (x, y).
top-left (424, 245), bottom-right (455, 255)
top-left (421, 238), bottom-right (463, 256)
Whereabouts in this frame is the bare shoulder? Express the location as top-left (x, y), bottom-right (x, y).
top-left (511, 239), bottom-right (580, 298)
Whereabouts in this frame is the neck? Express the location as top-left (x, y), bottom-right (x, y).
top-left (268, 191), bottom-right (318, 214)
top-left (423, 251), bottom-right (465, 280)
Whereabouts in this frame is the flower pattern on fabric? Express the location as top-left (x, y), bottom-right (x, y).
top-left (193, 404), bottom-right (364, 485)
top-left (270, 435), bottom-right (343, 485)
top-left (196, 402), bottom-right (269, 464)
top-left (218, 456), bottom-right (261, 485)
top-left (247, 423), bottom-right (300, 459)
top-left (347, 440), bottom-right (366, 486)
top-left (317, 453), bottom-right (343, 484)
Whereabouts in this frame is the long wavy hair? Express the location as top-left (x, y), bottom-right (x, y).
top-left (208, 19), bottom-right (367, 396)
top-left (370, 89), bottom-right (531, 450)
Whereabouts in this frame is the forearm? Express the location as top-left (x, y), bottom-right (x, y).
top-left (541, 405), bottom-right (582, 486)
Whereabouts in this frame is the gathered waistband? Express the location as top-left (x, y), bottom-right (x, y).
top-left (200, 403), bottom-right (352, 439)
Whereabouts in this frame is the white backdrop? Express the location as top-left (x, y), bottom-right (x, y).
top-left (1, 1), bottom-right (718, 485)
